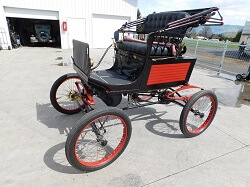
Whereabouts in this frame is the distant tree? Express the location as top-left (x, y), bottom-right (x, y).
top-left (211, 34), bottom-right (220, 39)
top-left (232, 29), bottom-right (242, 42)
top-left (186, 28), bottom-right (197, 38)
top-left (190, 28), bottom-right (197, 38)
top-left (136, 8), bottom-right (143, 32)
top-left (137, 8), bottom-right (141, 19)
top-left (200, 26), bottom-right (212, 38)
top-left (219, 35), bottom-right (233, 42)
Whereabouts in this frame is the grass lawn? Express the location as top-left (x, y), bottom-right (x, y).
top-left (183, 39), bottom-right (239, 49)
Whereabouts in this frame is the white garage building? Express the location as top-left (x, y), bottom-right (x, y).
top-left (0, 0), bottom-right (137, 49)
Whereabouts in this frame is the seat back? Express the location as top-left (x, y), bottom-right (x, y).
top-left (72, 40), bottom-right (90, 82)
top-left (142, 11), bottom-right (190, 37)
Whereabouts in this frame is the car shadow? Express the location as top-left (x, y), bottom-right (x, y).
top-left (36, 102), bottom-right (82, 136)
top-left (145, 119), bottom-right (184, 138)
top-left (43, 142), bottom-right (83, 174)
top-left (39, 98), bottom-right (184, 174)
top-left (36, 97), bottom-right (180, 136)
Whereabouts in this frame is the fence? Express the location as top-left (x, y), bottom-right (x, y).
top-left (183, 38), bottom-right (250, 75)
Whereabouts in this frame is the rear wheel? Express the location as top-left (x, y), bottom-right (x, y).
top-left (65, 107), bottom-right (132, 171)
top-left (179, 90), bottom-right (218, 138)
top-left (50, 73), bottom-right (84, 114)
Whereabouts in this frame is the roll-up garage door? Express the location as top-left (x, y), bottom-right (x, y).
top-left (4, 7), bottom-right (59, 20)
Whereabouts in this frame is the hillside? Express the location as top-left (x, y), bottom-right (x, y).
top-left (195, 24), bottom-right (243, 35)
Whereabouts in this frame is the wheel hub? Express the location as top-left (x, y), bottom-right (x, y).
top-left (96, 134), bottom-right (108, 146)
top-left (99, 129), bottom-right (107, 146)
top-left (68, 90), bottom-right (81, 101)
top-left (194, 110), bottom-right (204, 118)
top-left (100, 140), bottom-right (108, 146)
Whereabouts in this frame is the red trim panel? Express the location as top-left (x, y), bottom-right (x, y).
top-left (147, 62), bottom-right (191, 85)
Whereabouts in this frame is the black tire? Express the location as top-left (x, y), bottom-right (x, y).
top-left (65, 107), bottom-right (132, 172)
top-left (179, 90), bottom-right (218, 138)
top-left (37, 31), bottom-right (50, 42)
top-left (236, 74), bottom-right (243, 81)
top-left (50, 73), bottom-right (83, 114)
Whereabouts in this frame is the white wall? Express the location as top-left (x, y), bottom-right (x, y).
top-left (0, 0), bottom-right (137, 49)
top-left (92, 14), bottom-right (130, 48)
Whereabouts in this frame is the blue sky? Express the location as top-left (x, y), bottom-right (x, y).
top-left (138, 0), bottom-right (250, 25)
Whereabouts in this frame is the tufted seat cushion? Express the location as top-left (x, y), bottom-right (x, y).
top-left (142, 11), bottom-right (190, 36)
top-left (117, 41), bottom-right (170, 56)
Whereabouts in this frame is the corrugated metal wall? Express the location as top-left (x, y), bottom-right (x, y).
top-left (1, 0), bottom-right (137, 17)
top-left (1, 0), bottom-right (137, 48)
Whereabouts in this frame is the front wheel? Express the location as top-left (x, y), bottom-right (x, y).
top-left (179, 90), bottom-right (218, 138)
top-left (50, 73), bottom-right (84, 114)
top-left (65, 107), bottom-right (132, 172)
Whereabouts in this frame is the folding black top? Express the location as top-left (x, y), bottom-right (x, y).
top-left (122, 7), bottom-right (221, 37)
top-left (142, 11), bottom-right (189, 36)
top-left (176, 7), bottom-right (218, 15)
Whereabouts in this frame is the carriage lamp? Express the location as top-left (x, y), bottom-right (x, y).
top-left (90, 58), bottom-right (94, 67)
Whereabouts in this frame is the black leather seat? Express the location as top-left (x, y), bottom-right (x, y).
top-left (117, 41), bottom-right (169, 56)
